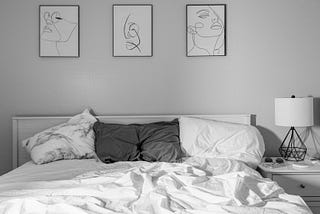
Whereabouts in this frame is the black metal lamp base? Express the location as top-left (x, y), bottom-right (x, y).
top-left (279, 127), bottom-right (307, 161)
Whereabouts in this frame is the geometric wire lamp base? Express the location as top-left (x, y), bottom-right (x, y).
top-left (279, 126), bottom-right (307, 161)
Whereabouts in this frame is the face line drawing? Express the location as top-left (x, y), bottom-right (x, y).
top-left (41, 24), bottom-right (61, 42)
top-left (196, 7), bottom-right (223, 38)
top-left (187, 5), bottom-right (225, 56)
top-left (41, 10), bottom-right (78, 56)
top-left (189, 31), bottom-right (211, 55)
top-left (196, 9), bottom-right (210, 15)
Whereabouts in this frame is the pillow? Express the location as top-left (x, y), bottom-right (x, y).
top-left (179, 116), bottom-right (265, 168)
top-left (93, 122), bottom-right (140, 163)
top-left (137, 119), bottom-right (183, 162)
top-left (22, 109), bottom-right (97, 164)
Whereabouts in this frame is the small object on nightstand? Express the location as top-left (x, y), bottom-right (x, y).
top-left (275, 157), bottom-right (284, 164)
top-left (265, 157), bottom-right (273, 163)
top-left (292, 162), bottom-right (311, 168)
top-left (261, 157), bottom-right (286, 169)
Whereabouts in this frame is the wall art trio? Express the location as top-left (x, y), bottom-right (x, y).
top-left (39, 4), bottom-right (226, 58)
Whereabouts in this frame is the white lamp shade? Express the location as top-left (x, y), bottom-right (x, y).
top-left (275, 97), bottom-right (314, 127)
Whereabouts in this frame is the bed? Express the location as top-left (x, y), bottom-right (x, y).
top-left (0, 113), bottom-right (312, 214)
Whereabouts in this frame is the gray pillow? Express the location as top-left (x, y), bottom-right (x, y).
top-left (93, 122), bottom-right (140, 163)
top-left (136, 119), bottom-right (183, 162)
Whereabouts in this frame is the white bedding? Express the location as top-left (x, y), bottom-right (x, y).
top-left (0, 159), bottom-right (108, 183)
top-left (179, 116), bottom-right (265, 168)
top-left (0, 158), bottom-right (312, 214)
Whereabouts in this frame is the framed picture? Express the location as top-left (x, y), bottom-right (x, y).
top-left (39, 5), bottom-right (80, 57)
top-left (186, 4), bottom-right (226, 57)
top-left (113, 4), bottom-right (153, 57)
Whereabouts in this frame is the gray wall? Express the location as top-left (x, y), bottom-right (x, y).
top-left (1, 0), bottom-right (320, 174)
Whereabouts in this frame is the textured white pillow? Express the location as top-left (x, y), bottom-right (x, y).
top-left (179, 116), bottom-right (265, 168)
top-left (22, 109), bottom-right (97, 164)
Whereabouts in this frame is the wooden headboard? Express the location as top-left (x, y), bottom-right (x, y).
top-left (12, 114), bottom-right (253, 169)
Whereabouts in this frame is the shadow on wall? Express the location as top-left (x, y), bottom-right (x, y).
top-left (250, 115), bottom-right (281, 156)
top-left (314, 97), bottom-right (320, 126)
top-left (256, 126), bottom-right (282, 156)
top-left (306, 97), bottom-right (320, 156)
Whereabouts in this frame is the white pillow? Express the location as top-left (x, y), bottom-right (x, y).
top-left (22, 109), bottom-right (97, 164)
top-left (179, 116), bottom-right (265, 168)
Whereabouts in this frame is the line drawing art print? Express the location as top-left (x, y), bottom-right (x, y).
top-left (187, 4), bottom-right (226, 57)
top-left (113, 5), bottom-right (153, 57)
top-left (123, 14), bottom-right (142, 53)
top-left (39, 5), bottom-right (79, 57)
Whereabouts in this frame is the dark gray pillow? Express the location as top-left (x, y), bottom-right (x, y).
top-left (136, 119), bottom-right (183, 162)
top-left (93, 122), bottom-right (140, 163)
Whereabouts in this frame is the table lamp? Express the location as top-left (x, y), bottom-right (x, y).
top-left (275, 95), bottom-right (314, 161)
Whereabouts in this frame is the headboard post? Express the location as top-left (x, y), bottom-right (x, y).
top-left (12, 119), bottom-right (18, 169)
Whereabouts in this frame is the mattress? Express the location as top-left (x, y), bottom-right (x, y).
top-left (0, 157), bottom-right (312, 214)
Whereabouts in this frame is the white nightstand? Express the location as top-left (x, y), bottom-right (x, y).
top-left (258, 158), bottom-right (320, 214)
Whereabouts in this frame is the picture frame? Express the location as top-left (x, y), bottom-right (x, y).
top-left (186, 4), bottom-right (226, 57)
top-left (113, 4), bottom-right (153, 57)
top-left (39, 5), bottom-right (80, 57)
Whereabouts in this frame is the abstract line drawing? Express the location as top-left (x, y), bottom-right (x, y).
top-left (123, 14), bottom-right (141, 53)
top-left (187, 4), bottom-right (226, 56)
top-left (113, 4), bottom-right (153, 57)
top-left (40, 5), bottom-right (79, 57)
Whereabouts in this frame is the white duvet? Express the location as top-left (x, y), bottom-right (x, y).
top-left (0, 158), bottom-right (311, 214)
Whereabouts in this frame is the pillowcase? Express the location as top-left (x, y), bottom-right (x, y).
top-left (22, 109), bottom-right (97, 164)
top-left (93, 122), bottom-right (140, 163)
top-left (179, 116), bottom-right (265, 168)
top-left (137, 119), bottom-right (183, 162)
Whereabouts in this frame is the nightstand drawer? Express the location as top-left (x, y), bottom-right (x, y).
top-left (273, 174), bottom-right (320, 196)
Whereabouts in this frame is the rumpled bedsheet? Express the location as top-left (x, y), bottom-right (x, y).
top-left (0, 157), bottom-right (311, 214)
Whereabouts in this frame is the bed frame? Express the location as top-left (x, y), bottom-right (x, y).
top-left (12, 114), bottom-right (253, 169)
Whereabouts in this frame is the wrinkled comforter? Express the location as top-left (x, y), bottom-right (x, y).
top-left (0, 157), bottom-right (311, 214)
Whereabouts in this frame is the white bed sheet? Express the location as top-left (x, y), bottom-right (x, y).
top-left (0, 157), bottom-right (261, 184)
top-left (0, 158), bottom-right (312, 214)
top-left (0, 159), bottom-right (151, 184)
top-left (0, 159), bottom-right (105, 183)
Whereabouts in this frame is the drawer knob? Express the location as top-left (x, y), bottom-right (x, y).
top-left (300, 184), bottom-right (306, 189)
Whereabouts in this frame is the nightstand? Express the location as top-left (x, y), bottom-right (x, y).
top-left (258, 159), bottom-right (320, 214)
